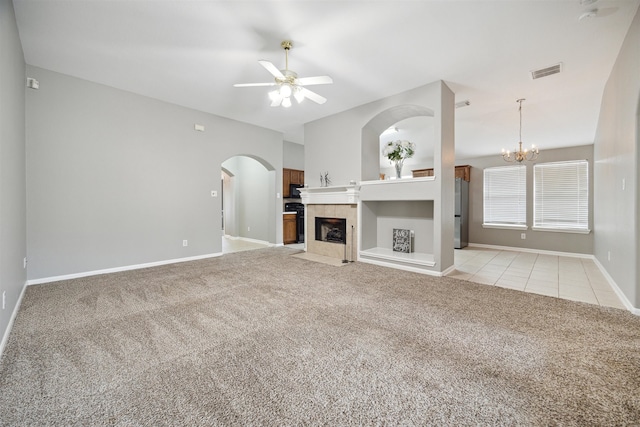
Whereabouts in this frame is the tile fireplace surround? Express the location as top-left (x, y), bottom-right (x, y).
top-left (300, 186), bottom-right (358, 261)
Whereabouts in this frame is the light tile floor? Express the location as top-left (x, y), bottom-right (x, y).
top-left (449, 247), bottom-right (626, 310)
top-left (222, 236), bottom-right (272, 254)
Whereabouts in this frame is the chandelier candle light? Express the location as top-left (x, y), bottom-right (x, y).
top-left (502, 98), bottom-right (539, 163)
top-left (383, 140), bottom-right (415, 178)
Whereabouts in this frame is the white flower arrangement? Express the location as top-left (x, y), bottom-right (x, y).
top-left (382, 140), bottom-right (415, 163)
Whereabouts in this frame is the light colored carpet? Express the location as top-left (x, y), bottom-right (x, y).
top-left (1, 247), bottom-right (639, 425)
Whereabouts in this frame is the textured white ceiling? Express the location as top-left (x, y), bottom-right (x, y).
top-left (13, 0), bottom-right (640, 159)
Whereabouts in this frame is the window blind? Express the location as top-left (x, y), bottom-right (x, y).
top-left (483, 165), bottom-right (526, 227)
top-left (533, 160), bottom-right (589, 231)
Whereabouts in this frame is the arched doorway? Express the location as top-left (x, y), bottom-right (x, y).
top-left (221, 155), bottom-right (277, 253)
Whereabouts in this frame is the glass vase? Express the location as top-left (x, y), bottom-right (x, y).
top-left (394, 160), bottom-right (404, 179)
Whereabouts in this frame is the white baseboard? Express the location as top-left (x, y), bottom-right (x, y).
top-left (467, 243), bottom-right (639, 315)
top-left (358, 257), bottom-right (448, 277)
top-left (0, 280), bottom-right (28, 361)
top-left (441, 264), bottom-right (457, 276)
top-left (467, 243), bottom-right (593, 259)
top-left (592, 257), bottom-right (638, 314)
top-left (27, 252), bottom-right (223, 286)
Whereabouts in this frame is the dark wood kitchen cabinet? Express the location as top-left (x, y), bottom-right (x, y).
top-left (412, 165), bottom-right (471, 181)
top-left (283, 168), bottom-right (305, 197)
top-left (283, 214), bottom-right (297, 244)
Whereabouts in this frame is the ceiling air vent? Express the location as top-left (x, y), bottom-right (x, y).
top-left (530, 63), bottom-right (562, 80)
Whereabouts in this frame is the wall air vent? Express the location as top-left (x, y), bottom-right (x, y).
top-left (530, 63), bottom-right (562, 80)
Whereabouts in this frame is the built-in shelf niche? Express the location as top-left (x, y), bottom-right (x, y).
top-left (360, 200), bottom-right (435, 268)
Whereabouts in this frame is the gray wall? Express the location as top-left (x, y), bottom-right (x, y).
top-left (305, 81), bottom-right (455, 272)
top-left (283, 140), bottom-right (304, 170)
top-left (304, 83), bottom-right (452, 187)
top-left (462, 145), bottom-right (594, 254)
top-left (593, 7), bottom-right (640, 308)
top-left (370, 201), bottom-right (434, 254)
top-left (26, 66), bottom-right (283, 281)
top-left (0, 0), bottom-right (27, 351)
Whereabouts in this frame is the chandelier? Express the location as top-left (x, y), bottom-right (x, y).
top-left (502, 98), bottom-right (539, 163)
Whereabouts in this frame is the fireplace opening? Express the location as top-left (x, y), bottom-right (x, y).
top-left (315, 217), bottom-right (347, 244)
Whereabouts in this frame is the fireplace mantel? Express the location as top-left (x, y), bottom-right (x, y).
top-left (299, 185), bottom-right (360, 205)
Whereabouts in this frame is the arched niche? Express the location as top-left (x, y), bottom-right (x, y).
top-left (361, 104), bottom-right (435, 181)
top-left (379, 116), bottom-right (435, 179)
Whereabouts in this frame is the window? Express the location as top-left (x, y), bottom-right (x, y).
top-left (483, 165), bottom-right (526, 228)
top-left (533, 160), bottom-right (589, 233)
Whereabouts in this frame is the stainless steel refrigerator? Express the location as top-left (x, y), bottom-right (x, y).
top-left (454, 177), bottom-right (469, 249)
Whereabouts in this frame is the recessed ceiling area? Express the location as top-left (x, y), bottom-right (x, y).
top-left (13, 0), bottom-right (640, 159)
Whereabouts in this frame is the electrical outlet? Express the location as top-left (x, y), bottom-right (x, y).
top-left (520, 233), bottom-right (526, 240)
top-left (183, 240), bottom-right (188, 247)
top-left (247, 226), bottom-right (251, 232)
top-left (211, 190), bottom-right (217, 197)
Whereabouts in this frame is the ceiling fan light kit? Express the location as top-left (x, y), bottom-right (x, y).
top-left (234, 40), bottom-right (333, 108)
top-left (502, 98), bottom-right (540, 163)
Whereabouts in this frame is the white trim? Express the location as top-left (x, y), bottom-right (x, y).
top-left (359, 248), bottom-right (435, 267)
top-left (592, 257), bottom-right (638, 314)
top-left (467, 243), bottom-right (593, 259)
top-left (300, 185), bottom-right (360, 205)
top-left (482, 224), bottom-right (528, 230)
top-left (441, 264), bottom-right (457, 276)
top-left (0, 281), bottom-right (28, 361)
top-left (358, 256), bottom-right (445, 276)
top-left (359, 176), bottom-right (435, 186)
top-left (532, 227), bottom-right (591, 234)
top-left (27, 253), bottom-right (223, 286)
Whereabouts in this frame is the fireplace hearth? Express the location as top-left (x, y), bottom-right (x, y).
top-left (315, 217), bottom-right (347, 244)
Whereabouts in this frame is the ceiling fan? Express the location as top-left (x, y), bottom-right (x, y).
top-left (234, 40), bottom-right (333, 108)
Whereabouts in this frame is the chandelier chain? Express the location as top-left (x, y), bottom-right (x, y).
top-left (501, 98), bottom-right (539, 163)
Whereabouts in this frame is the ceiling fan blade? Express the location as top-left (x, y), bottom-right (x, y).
top-left (296, 76), bottom-right (333, 86)
top-left (233, 82), bottom-right (277, 87)
top-left (270, 96), bottom-right (283, 107)
top-left (258, 60), bottom-right (284, 79)
top-left (299, 87), bottom-right (327, 104)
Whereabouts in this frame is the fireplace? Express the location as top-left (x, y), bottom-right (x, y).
top-left (315, 217), bottom-right (347, 244)
top-left (305, 203), bottom-right (356, 261)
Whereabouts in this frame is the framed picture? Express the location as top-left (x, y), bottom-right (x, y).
top-left (393, 229), bottom-right (413, 253)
